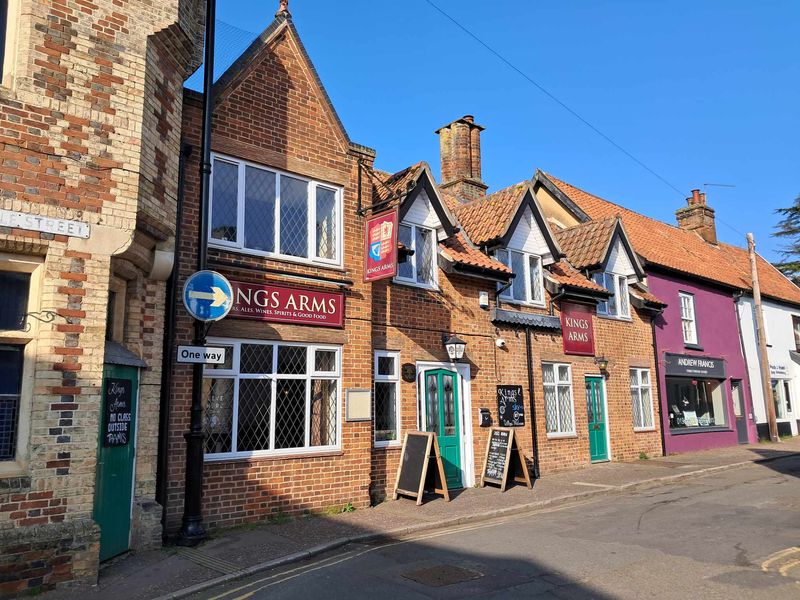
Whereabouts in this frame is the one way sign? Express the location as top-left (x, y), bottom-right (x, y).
top-left (182, 270), bottom-right (234, 322)
top-left (177, 345), bottom-right (226, 365)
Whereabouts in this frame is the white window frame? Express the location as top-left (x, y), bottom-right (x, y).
top-left (494, 249), bottom-right (545, 307)
top-left (208, 153), bottom-right (343, 268)
top-left (630, 368), bottom-right (655, 431)
top-left (203, 338), bottom-right (342, 461)
top-left (679, 292), bottom-right (698, 345)
top-left (593, 271), bottom-right (631, 319)
top-left (542, 362), bottom-right (576, 437)
top-left (373, 350), bottom-right (401, 447)
top-left (394, 223), bottom-right (439, 290)
top-left (0, 253), bottom-right (42, 475)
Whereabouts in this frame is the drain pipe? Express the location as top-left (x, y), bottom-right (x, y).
top-left (525, 327), bottom-right (540, 479)
top-left (156, 142), bottom-right (193, 528)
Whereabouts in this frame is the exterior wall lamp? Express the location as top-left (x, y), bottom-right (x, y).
top-left (594, 356), bottom-right (610, 376)
top-left (443, 334), bottom-right (466, 361)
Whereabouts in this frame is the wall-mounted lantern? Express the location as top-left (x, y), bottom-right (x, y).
top-left (443, 334), bottom-right (466, 361)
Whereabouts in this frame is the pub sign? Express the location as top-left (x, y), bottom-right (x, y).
top-left (229, 280), bottom-right (344, 328)
top-left (364, 210), bottom-right (398, 282)
top-left (560, 302), bottom-right (595, 356)
top-left (102, 378), bottom-right (133, 447)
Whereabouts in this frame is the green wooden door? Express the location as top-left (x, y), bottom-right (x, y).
top-left (94, 364), bottom-right (138, 561)
top-left (424, 369), bottom-right (462, 489)
top-left (585, 376), bottom-right (609, 462)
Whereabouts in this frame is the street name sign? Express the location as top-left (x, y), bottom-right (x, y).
top-left (183, 270), bottom-right (233, 322)
top-left (177, 345), bottom-right (226, 365)
top-left (0, 208), bottom-right (90, 239)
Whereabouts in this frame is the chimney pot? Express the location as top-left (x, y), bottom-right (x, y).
top-left (690, 189), bottom-right (701, 204)
top-left (436, 115), bottom-right (488, 202)
top-left (677, 187), bottom-right (717, 244)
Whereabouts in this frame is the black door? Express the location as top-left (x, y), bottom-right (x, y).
top-left (731, 380), bottom-right (748, 444)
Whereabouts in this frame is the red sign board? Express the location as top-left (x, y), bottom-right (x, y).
top-left (561, 302), bottom-right (595, 356)
top-left (229, 280), bottom-right (344, 328)
top-left (364, 210), bottom-right (398, 282)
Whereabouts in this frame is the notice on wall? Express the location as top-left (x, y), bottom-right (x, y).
top-left (560, 302), bottom-right (595, 356)
top-left (496, 385), bottom-right (525, 427)
top-left (229, 281), bottom-right (344, 328)
top-left (103, 378), bottom-right (133, 447)
top-left (364, 210), bottom-right (398, 282)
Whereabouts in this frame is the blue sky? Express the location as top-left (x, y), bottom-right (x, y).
top-left (213, 0), bottom-right (799, 262)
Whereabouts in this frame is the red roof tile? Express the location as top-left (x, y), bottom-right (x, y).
top-left (452, 182), bottom-right (528, 245)
top-left (553, 217), bottom-right (618, 270)
top-left (547, 260), bottom-right (608, 294)
top-left (440, 233), bottom-right (511, 276)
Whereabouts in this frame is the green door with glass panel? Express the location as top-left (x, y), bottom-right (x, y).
top-left (585, 376), bottom-right (609, 462)
top-left (424, 369), bottom-right (462, 489)
top-left (94, 364), bottom-right (138, 561)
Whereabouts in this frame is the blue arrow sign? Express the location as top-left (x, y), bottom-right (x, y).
top-left (183, 270), bottom-right (234, 322)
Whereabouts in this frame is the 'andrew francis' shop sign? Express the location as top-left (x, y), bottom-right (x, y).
top-left (664, 353), bottom-right (726, 379)
top-left (229, 280), bottom-right (344, 328)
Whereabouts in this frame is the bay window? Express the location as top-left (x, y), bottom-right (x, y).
top-left (396, 223), bottom-right (437, 288)
top-left (374, 351), bottom-right (401, 445)
top-left (593, 272), bottom-right (630, 318)
top-left (679, 292), bottom-right (697, 345)
top-left (203, 340), bottom-right (340, 458)
top-left (542, 362), bottom-right (575, 436)
top-left (209, 155), bottom-right (341, 266)
top-left (495, 249), bottom-right (544, 305)
top-left (630, 368), bottom-right (654, 430)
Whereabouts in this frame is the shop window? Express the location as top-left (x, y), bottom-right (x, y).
top-left (0, 344), bottom-right (23, 461)
top-left (202, 340), bottom-right (340, 458)
top-left (592, 272), bottom-right (630, 319)
top-left (791, 315), bottom-right (800, 352)
top-left (666, 377), bottom-right (727, 429)
top-left (208, 154), bottom-right (341, 266)
top-left (396, 223), bottom-right (437, 288)
top-left (542, 362), bottom-right (575, 436)
top-left (494, 249), bottom-right (544, 306)
top-left (771, 379), bottom-right (791, 419)
top-left (630, 368), bottom-right (654, 430)
top-left (373, 350), bottom-right (400, 446)
top-left (678, 292), bottom-right (697, 345)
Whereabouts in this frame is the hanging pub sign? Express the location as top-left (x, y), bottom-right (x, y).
top-left (664, 353), bottom-right (726, 379)
top-left (229, 280), bottom-right (344, 328)
top-left (102, 378), bottom-right (133, 447)
top-left (496, 385), bottom-right (525, 427)
top-left (560, 302), bottom-right (595, 356)
top-left (364, 210), bottom-right (398, 282)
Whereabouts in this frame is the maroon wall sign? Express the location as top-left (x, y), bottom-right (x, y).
top-left (561, 302), bottom-right (595, 356)
top-left (364, 210), bottom-right (398, 282)
top-left (229, 281), bottom-right (344, 328)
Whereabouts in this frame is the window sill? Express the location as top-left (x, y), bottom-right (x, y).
top-left (546, 433), bottom-right (578, 440)
top-left (204, 448), bottom-right (343, 463)
top-left (633, 427), bottom-right (657, 433)
top-left (0, 332), bottom-right (34, 343)
top-left (208, 242), bottom-right (345, 272)
top-left (498, 298), bottom-right (546, 309)
top-left (0, 460), bottom-right (30, 482)
top-left (374, 441), bottom-right (402, 450)
top-left (392, 279), bottom-right (439, 292)
top-left (683, 343), bottom-right (704, 351)
top-left (597, 314), bottom-right (632, 322)
top-left (668, 426), bottom-right (732, 436)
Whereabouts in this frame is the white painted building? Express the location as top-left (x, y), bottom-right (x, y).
top-left (737, 296), bottom-right (800, 437)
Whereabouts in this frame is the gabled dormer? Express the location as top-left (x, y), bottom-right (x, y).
top-left (453, 181), bottom-right (563, 307)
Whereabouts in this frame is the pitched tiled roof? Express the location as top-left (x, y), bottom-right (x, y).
top-left (441, 233), bottom-right (511, 276)
top-left (545, 174), bottom-right (800, 306)
top-left (629, 283), bottom-right (667, 307)
top-left (553, 217), bottom-right (618, 270)
top-left (452, 182), bottom-right (528, 245)
top-left (546, 260), bottom-right (609, 294)
top-left (371, 162), bottom-right (424, 205)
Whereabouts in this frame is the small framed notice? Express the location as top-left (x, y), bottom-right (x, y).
top-left (346, 389), bottom-right (372, 422)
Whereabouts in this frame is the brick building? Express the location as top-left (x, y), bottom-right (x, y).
top-left (166, 5), bottom-right (666, 533)
top-left (0, 0), bottom-right (202, 594)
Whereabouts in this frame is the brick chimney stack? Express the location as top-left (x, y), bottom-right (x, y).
top-left (435, 115), bottom-right (488, 202)
top-left (676, 188), bottom-right (717, 244)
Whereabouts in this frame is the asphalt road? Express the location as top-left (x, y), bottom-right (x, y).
top-left (189, 456), bottom-right (800, 599)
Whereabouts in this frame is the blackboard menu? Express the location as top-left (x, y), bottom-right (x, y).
top-left (483, 428), bottom-right (510, 482)
top-left (497, 385), bottom-right (525, 427)
top-left (103, 378), bottom-right (132, 447)
top-left (396, 433), bottom-right (429, 494)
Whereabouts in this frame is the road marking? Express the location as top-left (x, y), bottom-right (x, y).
top-left (778, 559), bottom-right (800, 577)
top-left (761, 547), bottom-right (800, 571)
top-left (205, 498), bottom-right (604, 600)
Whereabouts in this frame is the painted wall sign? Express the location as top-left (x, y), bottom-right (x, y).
top-left (102, 378), bottom-right (133, 447)
top-left (664, 353), bottom-right (726, 379)
top-left (364, 210), bottom-right (398, 282)
top-left (0, 209), bottom-right (90, 239)
top-left (176, 345), bottom-right (226, 365)
top-left (496, 385), bottom-right (525, 427)
top-left (229, 280), bottom-right (344, 328)
top-left (560, 302), bottom-right (595, 356)
top-left (770, 364), bottom-right (788, 378)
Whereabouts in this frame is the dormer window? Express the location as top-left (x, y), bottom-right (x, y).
top-left (593, 272), bottom-right (630, 319)
top-left (495, 249), bottom-right (544, 306)
top-left (396, 223), bottom-right (437, 288)
top-left (208, 154), bottom-right (342, 267)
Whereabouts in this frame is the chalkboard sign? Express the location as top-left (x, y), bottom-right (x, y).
top-left (102, 378), bottom-right (133, 447)
top-left (481, 427), bottom-right (532, 492)
top-left (497, 385), bottom-right (525, 427)
top-left (393, 432), bottom-right (450, 505)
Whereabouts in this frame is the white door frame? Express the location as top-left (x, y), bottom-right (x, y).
top-left (416, 360), bottom-right (475, 488)
top-left (584, 373), bottom-right (612, 462)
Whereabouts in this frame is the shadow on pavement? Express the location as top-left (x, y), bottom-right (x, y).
top-left (751, 449), bottom-right (800, 479)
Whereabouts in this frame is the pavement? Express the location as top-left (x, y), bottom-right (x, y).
top-left (39, 438), bottom-right (800, 600)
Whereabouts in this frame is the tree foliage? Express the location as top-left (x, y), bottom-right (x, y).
top-left (774, 192), bottom-right (800, 283)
